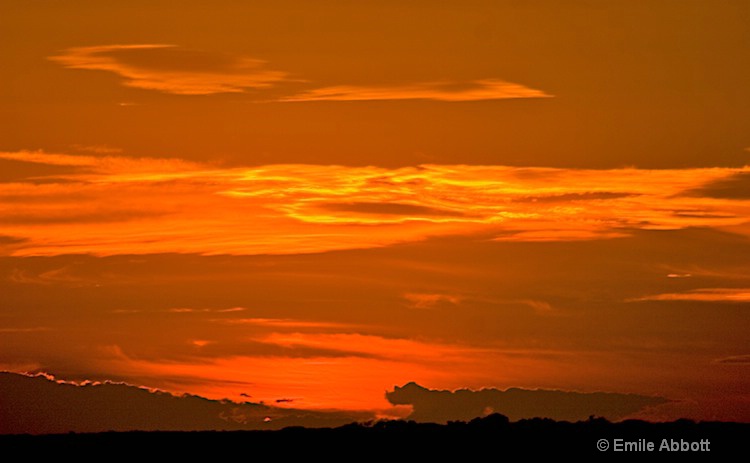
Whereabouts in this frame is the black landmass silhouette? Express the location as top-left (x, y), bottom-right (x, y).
top-left (1, 416), bottom-right (747, 457)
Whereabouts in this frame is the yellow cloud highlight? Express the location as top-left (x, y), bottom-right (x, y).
top-left (49, 45), bottom-right (287, 95)
top-left (279, 79), bottom-right (552, 102)
top-left (1, 150), bottom-right (749, 257)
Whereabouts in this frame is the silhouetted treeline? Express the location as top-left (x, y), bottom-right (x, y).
top-left (2, 414), bottom-right (747, 457)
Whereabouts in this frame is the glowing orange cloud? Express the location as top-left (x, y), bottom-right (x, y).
top-left (49, 45), bottom-right (550, 103)
top-left (254, 332), bottom-right (486, 361)
top-left (635, 288), bottom-right (750, 302)
top-left (1, 150), bottom-right (749, 257)
top-left (49, 45), bottom-right (287, 95)
top-left (278, 79), bottom-right (552, 102)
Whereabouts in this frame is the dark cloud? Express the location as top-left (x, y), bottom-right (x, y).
top-left (714, 355), bottom-right (750, 365)
top-left (386, 382), bottom-right (668, 423)
top-left (673, 211), bottom-right (737, 219)
top-left (0, 235), bottom-right (26, 245)
top-left (0, 159), bottom-right (76, 183)
top-left (0, 235), bottom-right (27, 255)
top-left (685, 173), bottom-right (750, 199)
top-left (0, 372), bottom-right (368, 434)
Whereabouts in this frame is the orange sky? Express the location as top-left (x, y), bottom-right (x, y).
top-left (1, 0), bottom-right (749, 424)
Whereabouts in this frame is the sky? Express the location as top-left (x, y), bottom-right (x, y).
top-left (1, 0), bottom-right (749, 430)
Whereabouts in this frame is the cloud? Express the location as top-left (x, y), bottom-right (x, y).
top-left (49, 45), bottom-right (551, 103)
top-left (0, 149), bottom-right (200, 173)
top-left (713, 355), bottom-right (750, 364)
top-left (1, 209), bottom-right (165, 225)
top-left (492, 229), bottom-right (630, 242)
top-left (9, 266), bottom-right (94, 286)
top-left (49, 45), bottom-right (287, 95)
top-left (279, 79), bottom-right (552, 102)
top-left (0, 150), bottom-right (99, 167)
top-left (517, 299), bottom-right (556, 315)
top-left (403, 293), bottom-right (462, 309)
top-left (322, 202), bottom-right (466, 217)
top-left (219, 318), bottom-right (351, 329)
top-left (0, 327), bottom-right (50, 333)
top-left (385, 382), bottom-right (668, 422)
top-left (634, 288), bottom-right (750, 302)
top-left (70, 144), bottom-right (123, 154)
top-left (255, 332), bottom-right (483, 362)
top-left (1, 150), bottom-right (749, 256)
top-left (0, 371), bottom-right (368, 434)
top-left (0, 235), bottom-right (25, 245)
top-left (684, 172), bottom-right (750, 199)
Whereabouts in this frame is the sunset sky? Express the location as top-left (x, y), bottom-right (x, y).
top-left (1, 0), bottom-right (749, 429)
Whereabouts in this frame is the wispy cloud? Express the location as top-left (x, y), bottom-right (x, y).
top-left (70, 144), bottom-right (123, 154)
top-left (1, 150), bottom-right (749, 256)
top-left (0, 150), bottom-right (100, 167)
top-left (279, 79), bottom-right (552, 102)
top-left (0, 327), bottom-right (51, 333)
top-left (255, 332), bottom-right (484, 361)
top-left (218, 318), bottom-right (351, 329)
top-left (9, 266), bottom-right (94, 286)
top-left (49, 45), bottom-right (288, 95)
top-left (713, 354), bottom-right (750, 364)
top-left (167, 307), bottom-right (245, 314)
top-left (0, 149), bottom-right (200, 172)
top-left (403, 292), bottom-right (462, 309)
top-left (49, 44), bottom-right (552, 102)
top-left (634, 288), bottom-right (750, 302)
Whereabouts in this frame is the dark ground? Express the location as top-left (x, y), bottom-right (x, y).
top-left (2, 415), bottom-right (747, 457)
